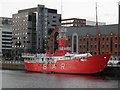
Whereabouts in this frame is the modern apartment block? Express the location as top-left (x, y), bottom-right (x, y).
top-left (0, 17), bottom-right (12, 58)
top-left (61, 18), bottom-right (105, 27)
top-left (36, 5), bottom-right (61, 53)
top-left (12, 8), bottom-right (37, 54)
top-left (0, 27), bottom-right (2, 58)
top-left (12, 4), bottom-right (61, 54)
top-left (50, 24), bottom-right (120, 60)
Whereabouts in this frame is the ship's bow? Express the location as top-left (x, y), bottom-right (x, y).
top-left (93, 53), bottom-right (111, 73)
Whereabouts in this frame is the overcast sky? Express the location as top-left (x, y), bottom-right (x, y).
top-left (0, 0), bottom-right (119, 24)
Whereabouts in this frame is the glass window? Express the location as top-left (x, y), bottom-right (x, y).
top-left (94, 52), bottom-right (96, 55)
top-left (115, 37), bottom-right (117, 40)
top-left (80, 45), bottom-right (82, 48)
top-left (79, 39), bottom-right (82, 41)
top-left (27, 33), bottom-right (30, 35)
top-left (106, 44), bottom-right (108, 48)
top-left (106, 37), bottom-right (108, 41)
top-left (94, 38), bottom-right (96, 41)
top-left (52, 24), bottom-right (56, 26)
top-left (115, 44), bottom-right (117, 48)
top-left (115, 52), bottom-right (117, 55)
top-left (53, 16), bottom-right (56, 18)
top-left (52, 20), bottom-right (56, 22)
top-left (83, 38), bottom-right (85, 41)
top-left (91, 45), bottom-right (93, 48)
top-left (102, 44), bottom-right (104, 48)
top-left (102, 38), bottom-right (104, 41)
top-left (94, 45), bottom-right (96, 48)
top-left (91, 38), bottom-right (93, 41)
top-left (27, 41), bottom-right (30, 43)
top-left (83, 45), bottom-right (85, 48)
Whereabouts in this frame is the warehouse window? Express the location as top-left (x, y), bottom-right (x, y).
top-left (91, 38), bottom-right (93, 41)
top-left (115, 52), bottom-right (117, 55)
top-left (94, 38), bottom-right (96, 41)
top-left (106, 44), bottom-right (108, 48)
top-left (115, 37), bottom-right (117, 40)
top-left (102, 44), bottom-right (104, 48)
top-left (106, 37), bottom-right (109, 41)
top-left (115, 44), bottom-right (117, 48)
top-left (95, 45), bottom-right (96, 48)
top-left (102, 38), bottom-right (104, 41)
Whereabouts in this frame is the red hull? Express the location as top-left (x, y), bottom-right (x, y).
top-left (24, 54), bottom-right (111, 74)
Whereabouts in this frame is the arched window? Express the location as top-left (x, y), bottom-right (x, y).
top-left (72, 33), bottom-right (78, 53)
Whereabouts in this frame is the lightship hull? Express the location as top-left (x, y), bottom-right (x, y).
top-left (24, 54), bottom-right (110, 74)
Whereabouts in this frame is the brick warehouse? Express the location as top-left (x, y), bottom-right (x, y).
top-left (50, 24), bottom-right (120, 60)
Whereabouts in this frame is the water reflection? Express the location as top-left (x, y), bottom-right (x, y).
top-left (2, 70), bottom-right (119, 88)
top-left (54, 74), bottom-right (107, 80)
top-left (47, 74), bottom-right (109, 88)
top-left (24, 71), bottom-right (107, 81)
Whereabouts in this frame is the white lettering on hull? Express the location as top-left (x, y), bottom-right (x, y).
top-left (61, 63), bottom-right (65, 69)
top-left (52, 64), bottom-right (56, 69)
top-left (43, 64), bottom-right (47, 70)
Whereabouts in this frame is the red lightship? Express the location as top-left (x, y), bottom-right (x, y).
top-left (23, 27), bottom-right (111, 74)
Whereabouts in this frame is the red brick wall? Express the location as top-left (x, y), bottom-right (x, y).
top-left (67, 33), bottom-right (120, 56)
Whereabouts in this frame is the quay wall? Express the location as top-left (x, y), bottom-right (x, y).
top-left (0, 61), bottom-right (25, 70)
top-left (103, 66), bottom-right (120, 77)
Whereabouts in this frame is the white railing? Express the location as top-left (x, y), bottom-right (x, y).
top-left (1, 60), bottom-right (24, 64)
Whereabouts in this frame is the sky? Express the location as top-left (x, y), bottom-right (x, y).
top-left (0, 0), bottom-right (120, 24)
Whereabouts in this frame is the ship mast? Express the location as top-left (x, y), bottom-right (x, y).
top-left (61, 0), bottom-right (63, 17)
top-left (96, 2), bottom-right (100, 55)
top-left (96, 3), bottom-right (99, 32)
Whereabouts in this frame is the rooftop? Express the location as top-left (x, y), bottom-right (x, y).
top-left (66, 24), bottom-right (119, 36)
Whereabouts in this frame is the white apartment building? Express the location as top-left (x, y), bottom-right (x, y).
top-left (0, 17), bottom-right (12, 58)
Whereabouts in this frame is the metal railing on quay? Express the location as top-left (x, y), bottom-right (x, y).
top-left (107, 64), bottom-right (120, 67)
top-left (1, 60), bottom-right (24, 64)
